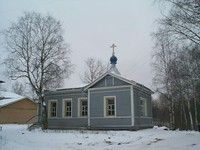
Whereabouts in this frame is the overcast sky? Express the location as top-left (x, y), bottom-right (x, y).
top-left (0, 0), bottom-right (162, 90)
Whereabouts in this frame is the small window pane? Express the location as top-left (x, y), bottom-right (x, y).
top-left (105, 97), bottom-right (115, 116)
top-left (50, 101), bottom-right (57, 117)
top-left (80, 99), bottom-right (87, 117)
top-left (64, 101), bottom-right (72, 117)
top-left (140, 98), bottom-right (147, 117)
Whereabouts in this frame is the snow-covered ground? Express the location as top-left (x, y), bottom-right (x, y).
top-left (0, 124), bottom-right (199, 150)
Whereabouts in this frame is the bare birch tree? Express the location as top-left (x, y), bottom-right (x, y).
top-left (158, 0), bottom-right (200, 45)
top-left (152, 31), bottom-right (200, 130)
top-left (153, 0), bottom-right (200, 130)
top-left (81, 57), bottom-right (109, 84)
top-left (2, 12), bottom-right (73, 127)
top-left (152, 30), bottom-right (177, 129)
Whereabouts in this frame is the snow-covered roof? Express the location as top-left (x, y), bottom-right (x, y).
top-left (0, 91), bottom-right (29, 107)
top-left (56, 84), bottom-right (88, 91)
top-left (45, 71), bottom-right (153, 95)
top-left (44, 84), bottom-right (88, 94)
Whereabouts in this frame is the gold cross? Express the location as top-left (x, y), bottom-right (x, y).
top-left (110, 44), bottom-right (116, 55)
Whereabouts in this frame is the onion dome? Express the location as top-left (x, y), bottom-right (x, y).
top-left (110, 55), bottom-right (117, 64)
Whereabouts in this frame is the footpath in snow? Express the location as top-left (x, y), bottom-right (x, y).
top-left (0, 124), bottom-right (200, 150)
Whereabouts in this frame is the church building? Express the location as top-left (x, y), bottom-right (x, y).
top-left (44, 44), bottom-right (153, 130)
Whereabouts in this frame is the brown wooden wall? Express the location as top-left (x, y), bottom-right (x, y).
top-left (0, 98), bottom-right (37, 124)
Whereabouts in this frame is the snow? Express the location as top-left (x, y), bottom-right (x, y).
top-left (57, 84), bottom-right (88, 90)
top-left (0, 125), bottom-right (200, 150)
top-left (0, 91), bottom-right (24, 107)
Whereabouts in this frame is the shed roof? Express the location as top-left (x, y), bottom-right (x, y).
top-left (0, 91), bottom-right (34, 107)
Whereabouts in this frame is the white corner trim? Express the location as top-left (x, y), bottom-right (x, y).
top-left (88, 89), bottom-right (91, 126)
top-left (130, 86), bottom-right (134, 126)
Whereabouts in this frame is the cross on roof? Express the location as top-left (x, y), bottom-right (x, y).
top-left (110, 44), bottom-right (116, 55)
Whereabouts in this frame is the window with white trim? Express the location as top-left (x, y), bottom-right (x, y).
top-left (104, 96), bottom-right (116, 117)
top-left (79, 98), bottom-right (88, 117)
top-left (63, 99), bottom-right (72, 117)
top-left (140, 97), bottom-right (147, 117)
top-left (49, 100), bottom-right (57, 118)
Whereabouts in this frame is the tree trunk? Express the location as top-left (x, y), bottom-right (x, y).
top-left (182, 102), bottom-right (188, 130)
top-left (37, 101), bottom-right (42, 123)
top-left (172, 98), bottom-right (175, 130)
top-left (194, 98), bottom-right (198, 131)
top-left (180, 102), bottom-right (183, 129)
top-left (40, 96), bottom-right (48, 129)
top-left (187, 100), bottom-right (194, 130)
top-left (169, 97), bottom-right (175, 130)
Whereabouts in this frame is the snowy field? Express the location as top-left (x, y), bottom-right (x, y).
top-left (0, 124), bottom-right (200, 150)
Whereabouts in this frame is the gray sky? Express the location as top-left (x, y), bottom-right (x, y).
top-left (0, 0), bottom-right (161, 90)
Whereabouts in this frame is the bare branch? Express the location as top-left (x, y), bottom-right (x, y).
top-left (80, 57), bottom-right (109, 84)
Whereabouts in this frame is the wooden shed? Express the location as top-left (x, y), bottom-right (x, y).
top-left (0, 91), bottom-right (37, 124)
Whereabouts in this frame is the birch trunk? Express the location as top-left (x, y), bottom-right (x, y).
top-left (187, 100), bottom-right (194, 130)
top-left (182, 102), bottom-right (188, 130)
top-left (194, 98), bottom-right (198, 131)
top-left (169, 97), bottom-right (175, 130)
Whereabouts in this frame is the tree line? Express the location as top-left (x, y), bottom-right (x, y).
top-left (152, 0), bottom-right (200, 130)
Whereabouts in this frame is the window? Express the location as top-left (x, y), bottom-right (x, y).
top-left (63, 99), bottom-right (72, 117)
top-left (49, 100), bottom-right (57, 118)
top-left (104, 96), bottom-right (116, 117)
top-left (140, 97), bottom-right (147, 117)
top-left (78, 98), bottom-right (87, 117)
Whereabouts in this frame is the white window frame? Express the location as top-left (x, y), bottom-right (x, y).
top-left (62, 99), bottom-right (72, 118)
top-left (48, 100), bottom-right (57, 118)
top-left (140, 97), bottom-right (148, 117)
top-left (104, 96), bottom-right (116, 117)
top-left (78, 98), bottom-right (88, 117)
